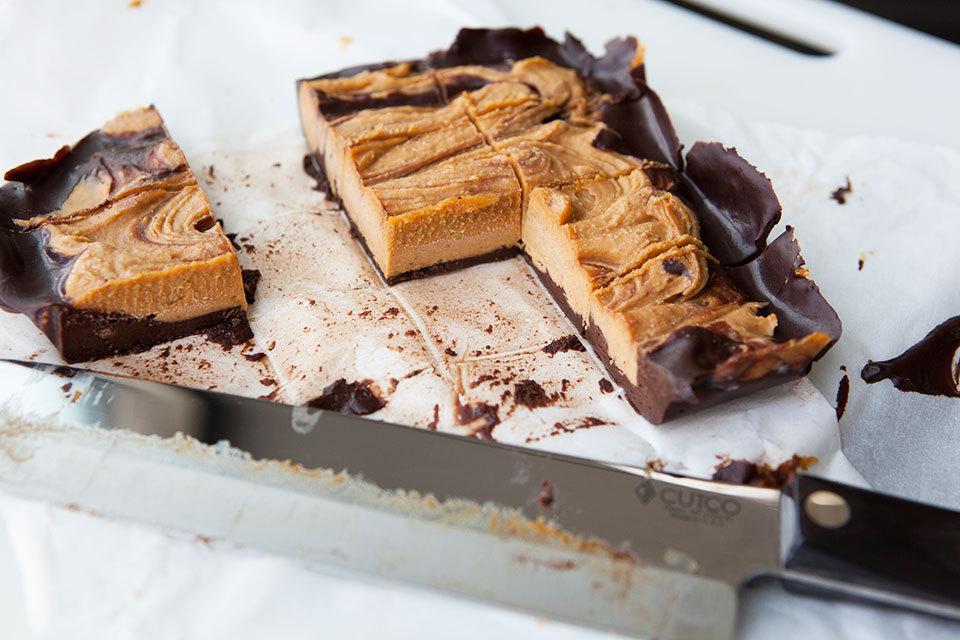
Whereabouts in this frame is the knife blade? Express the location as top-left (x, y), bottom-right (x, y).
top-left (0, 358), bottom-right (957, 639)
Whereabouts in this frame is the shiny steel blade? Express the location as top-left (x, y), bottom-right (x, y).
top-left (0, 359), bottom-right (782, 639)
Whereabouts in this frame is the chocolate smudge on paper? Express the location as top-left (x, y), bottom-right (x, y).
top-left (514, 379), bottom-right (559, 408)
top-left (861, 315), bottom-right (960, 397)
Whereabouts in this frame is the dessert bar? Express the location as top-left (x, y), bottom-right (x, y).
top-left (298, 28), bottom-right (841, 424)
top-left (0, 107), bottom-right (249, 362)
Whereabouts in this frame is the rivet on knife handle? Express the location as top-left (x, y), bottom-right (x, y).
top-left (779, 475), bottom-right (960, 616)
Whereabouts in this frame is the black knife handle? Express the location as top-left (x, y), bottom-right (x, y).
top-left (780, 475), bottom-right (960, 614)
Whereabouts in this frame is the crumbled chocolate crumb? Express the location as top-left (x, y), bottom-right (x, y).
top-left (202, 315), bottom-right (253, 350)
top-left (598, 379), bottom-right (614, 393)
top-left (514, 379), bottom-right (559, 408)
top-left (385, 307), bottom-right (400, 316)
top-left (259, 378), bottom-right (277, 387)
top-left (537, 481), bottom-right (555, 509)
top-left (857, 258), bottom-right (864, 271)
top-left (243, 352), bottom-right (267, 362)
top-left (207, 165), bottom-right (215, 180)
top-left (542, 334), bottom-right (586, 355)
top-left (60, 383), bottom-right (72, 393)
top-left (712, 454), bottom-right (817, 488)
top-left (444, 347), bottom-right (457, 356)
top-left (306, 379), bottom-right (386, 415)
top-left (830, 177), bottom-right (853, 204)
top-left (404, 329), bottom-right (418, 337)
top-left (457, 401), bottom-right (499, 437)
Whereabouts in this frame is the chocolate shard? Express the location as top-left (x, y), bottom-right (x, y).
top-left (726, 227), bottom-right (841, 345)
top-left (3, 145), bottom-right (72, 184)
top-left (683, 142), bottom-right (783, 266)
top-left (594, 81), bottom-right (684, 170)
top-left (427, 26), bottom-right (569, 69)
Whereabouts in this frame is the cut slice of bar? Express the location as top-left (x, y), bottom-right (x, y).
top-left (0, 106), bottom-right (249, 363)
top-left (297, 27), bottom-right (842, 424)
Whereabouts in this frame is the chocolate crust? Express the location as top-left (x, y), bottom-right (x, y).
top-left (302, 27), bottom-right (842, 423)
top-left (36, 305), bottom-right (250, 364)
top-left (384, 246), bottom-right (520, 285)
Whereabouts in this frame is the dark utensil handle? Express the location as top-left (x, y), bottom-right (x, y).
top-left (780, 475), bottom-right (960, 615)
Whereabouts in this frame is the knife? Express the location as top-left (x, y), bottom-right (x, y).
top-left (0, 359), bottom-right (957, 640)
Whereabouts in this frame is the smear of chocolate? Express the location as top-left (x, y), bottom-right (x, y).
top-left (542, 334), bottom-right (586, 355)
top-left (243, 352), bottom-right (267, 362)
top-left (241, 269), bottom-right (260, 304)
top-left (537, 481), bottom-right (555, 509)
top-left (713, 454), bottom-right (818, 489)
top-left (307, 378), bottom-right (386, 415)
top-left (861, 316), bottom-right (960, 397)
top-left (836, 374), bottom-right (850, 420)
top-left (831, 177), bottom-right (853, 204)
top-left (514, 379), bottom-right (559, 408)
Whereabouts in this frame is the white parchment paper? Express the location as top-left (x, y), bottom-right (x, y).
top-left (0, 1), bottom-right (958, 638)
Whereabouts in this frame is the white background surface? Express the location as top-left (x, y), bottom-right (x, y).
top-left (1, 0), bottom-right (959, 638)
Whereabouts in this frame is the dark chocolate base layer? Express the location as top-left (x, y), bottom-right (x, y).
top-left (34, 305), bottom-right (251, 364)
top-left (384, 246), bottom-right (520, 285)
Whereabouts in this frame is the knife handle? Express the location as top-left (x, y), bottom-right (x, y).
top-left (779, 475), bottom-right (960, 617)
